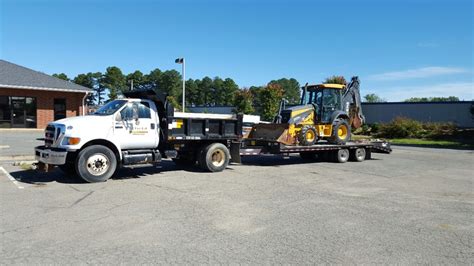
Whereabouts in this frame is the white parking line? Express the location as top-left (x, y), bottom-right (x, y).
top-left (0, 166), bottom-right (24, 189)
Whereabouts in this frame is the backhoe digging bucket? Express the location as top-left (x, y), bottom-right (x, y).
top-left (248, 123), bottom-right (295, 145)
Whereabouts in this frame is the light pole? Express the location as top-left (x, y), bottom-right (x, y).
top-left (175, 57), bottom-right (185, 112)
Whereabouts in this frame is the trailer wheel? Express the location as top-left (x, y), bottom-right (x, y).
top-left (334, 148), bottom-right (349, 163)
top-left (75, 145), bottom-right (117, 183)
top-left (350, 148), bottom-right (366, 162)
top-left (328, 119), bottom-right (351, 145)
top-left (298, 125), bottom-right (318, 146)
top-left (300, 152), bottom-right (317, 160)
top-left (198, 143), bottom-right (230, 172)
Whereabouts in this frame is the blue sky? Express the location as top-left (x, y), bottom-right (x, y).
top-left (1, 0), bottom-right (473, 101)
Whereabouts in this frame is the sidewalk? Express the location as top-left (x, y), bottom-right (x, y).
top-left (0, 129), bottom-right (43, 161)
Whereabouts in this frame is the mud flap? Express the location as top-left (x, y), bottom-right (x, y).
top-left (230, 142), bottom-right (242, 164)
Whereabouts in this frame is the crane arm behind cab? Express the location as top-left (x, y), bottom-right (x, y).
top-left (342, 76), bottom-right (365, 129)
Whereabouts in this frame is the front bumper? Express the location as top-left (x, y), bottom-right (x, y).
top-left (35, 145), bottom-right (68, 165)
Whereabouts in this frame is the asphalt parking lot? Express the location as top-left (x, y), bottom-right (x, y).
top-left (0, 146), bottom-right (472, 264)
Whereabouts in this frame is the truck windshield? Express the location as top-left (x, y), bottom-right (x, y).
top-left (94, 100), bottom-right (127, 116)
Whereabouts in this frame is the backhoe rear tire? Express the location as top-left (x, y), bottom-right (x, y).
top-left (328, 119), bottom-right (351, 145)
top-left (298, 125), bottom-right (318, 146)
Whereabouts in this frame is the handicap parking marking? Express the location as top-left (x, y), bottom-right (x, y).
top-left (0, 166), bottom-right (24, 189)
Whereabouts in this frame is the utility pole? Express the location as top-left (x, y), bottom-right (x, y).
top-left (129, 79), bottom-right (134, 91)
top-left (175, 58), bottom-right (185, 112)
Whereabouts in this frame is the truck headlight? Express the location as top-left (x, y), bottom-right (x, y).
top-left (62, 137), bottom-right (81, 145)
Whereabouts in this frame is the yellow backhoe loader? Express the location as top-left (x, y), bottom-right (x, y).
top-left (249, 76), bottom-right (365, 145)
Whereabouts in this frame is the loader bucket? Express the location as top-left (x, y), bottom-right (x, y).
top-left (248, 123), bottom-right (296, 145)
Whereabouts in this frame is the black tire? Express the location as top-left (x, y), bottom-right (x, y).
top-left (75, 145), bottom-right (117, 183)
top-left (334, 149), bottom-right (349, 163)
top-left (298, 125), bottom-right (318, 146)
top-left (350, 148), bottom-right (366, 162)
top-left (198, 143), bottom-right (230, 172)
top-left (328, 119), bottom-right (351, 145)
top-left (300, 152), bottom-right (317, 160)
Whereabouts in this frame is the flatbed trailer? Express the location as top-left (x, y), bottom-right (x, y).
top-left (240, 139), bottom-right (392, 163)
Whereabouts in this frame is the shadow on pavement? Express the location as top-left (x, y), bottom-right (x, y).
top-left (8, 155), bottom-right (372, 185)
top-left (9, 160), bottom-right (202, 185)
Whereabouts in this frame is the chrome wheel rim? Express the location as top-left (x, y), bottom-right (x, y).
top-left (86, 153), bottom-right (109, 176)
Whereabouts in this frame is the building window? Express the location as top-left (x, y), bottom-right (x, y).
top-left (0, 96), bottom-right (11, 128)
top-left (0, 96), bottom-right (36, 128)
top-left (54, 98), bottom-right (66, 120)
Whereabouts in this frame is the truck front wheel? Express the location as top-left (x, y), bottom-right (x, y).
top-left (198, 143), bottom-right (230, 172)
top-left (76, 145), bottom-right (117, 183)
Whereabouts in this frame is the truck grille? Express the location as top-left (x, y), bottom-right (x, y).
top-left (45, 125), bottom-right (59, 147)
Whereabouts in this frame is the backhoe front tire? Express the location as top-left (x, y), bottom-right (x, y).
top-left (198, 143), bottom-right (230, 172)
top-left (76, 145), bottom-right (117, 183)
top-left (328, 119), bottom-right (351, 145)
top-left (298, 125), bottom-right (318, 146)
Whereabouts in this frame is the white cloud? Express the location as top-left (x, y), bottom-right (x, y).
top-left (375, 82), bottom-right (474, 101)
top-left (368, 67), bottom-right (468, 81)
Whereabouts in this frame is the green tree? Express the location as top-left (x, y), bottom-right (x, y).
top-left (52, 73), bottom-right (69, 81)
top-left (233, 88), bottom-right (254, 114)
top-left (404, 96), bottom-right (460, 102)
top-left (249, 86), bottom-right (263, 108)
top-left (144, 68), bottom-right (162, 90)
top-left (364, 93), bottom-right (386, 103)
top-left (268, 78), bottom-right (300, 104)
top-left (73, 72), bottom-right (103, 105)
top-left (212, 77), bottom-right (225, 105)
top-left (102, 66), bottom-right (126, 100)
top-left (156, 70), bottom-right (182, 110)
top-left (197, 76), bottom-right (213, 106)
top-left (125, 70), bottom-right (145, 91)
top-left (185, 79), bottom-right (199, 107)
top-left (324, 75), bottom-right (347, 85)
top-left (259, 84), bottom-right (284, 121)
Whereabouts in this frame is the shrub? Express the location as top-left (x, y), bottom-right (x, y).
top-left (421, 122), bottom-right (456, 139)
top-left (376, 117), bottom-right (423, 138)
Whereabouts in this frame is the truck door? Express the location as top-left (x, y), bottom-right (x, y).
top-left (114, 101), bottom-right (159, 150)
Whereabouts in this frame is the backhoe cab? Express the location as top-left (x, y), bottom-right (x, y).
top-left (249, 76), bottom-right (365, 145)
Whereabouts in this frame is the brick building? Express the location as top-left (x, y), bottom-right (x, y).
top-left (0, 60), bottom-right (91, 129)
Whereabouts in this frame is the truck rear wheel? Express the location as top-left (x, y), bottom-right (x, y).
top-left (334, 148), bottom-right (349, 163)
top-left (350, 148), bottom-right (366, 162)
top-left (76, 145), bottom-right (117, 183)
top-left (198, 143), bottom-right (230, 172)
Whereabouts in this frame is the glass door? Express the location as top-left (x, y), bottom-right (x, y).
top-left (11, 97), bottom-right (26, 128)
